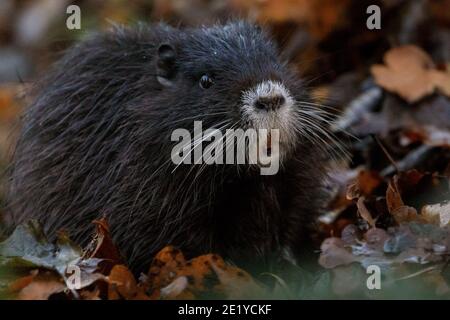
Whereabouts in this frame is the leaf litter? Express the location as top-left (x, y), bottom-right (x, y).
top-left (1, 0), bottom-right (450, 300)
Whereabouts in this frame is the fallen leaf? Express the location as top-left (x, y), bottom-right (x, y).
top-left (371, 45), bottom-right (450, 103)
top-left (79, 287), bottom-right (101, 300)
top-left (147, 246), bottom-right (186, 291)
top-left (83, 218), bottom-right (124, 274)
top-left (386, 176), bottom-right (405, 214)
top-left (209, 261), bottom-right (263, 299)
top-left (391, 205), bottom-right (420, 224)
top-left (318, 237), bottom-right (358, 269)
top-left (364, 228), bottom-right (390, 251)
top-left (16, 271), bottom-right (66, 300)
top-left (108, 264), bottom-right (149, 300)
top-left (429, 69), bottom-right (450, 97)
top-left (0, 220), bottom-right (120, 300)
top-left (356, 197), bottom-right (377, 228)
top-left (146, 246), bottom-right (263, 299)
top-left (383, 225), bottom-right (417, 253)
top-left (346, 170), bottom-right (383, 200)
top-left (386, 170), bottom-right (424, 214)
top-left (0, 220), bottom-right (81, 275)
top-left (340, 224), bottom-right (362, 245)
top-left (160, 276), bottom-right (189, 299)
top-left (8, 270), bottom-right (38, 292)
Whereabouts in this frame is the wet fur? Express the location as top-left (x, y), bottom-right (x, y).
top-left (6, 22), bottom-right (329, 273)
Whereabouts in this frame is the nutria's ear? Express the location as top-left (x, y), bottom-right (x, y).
top-left (156, 44), bottom-right (177, 86)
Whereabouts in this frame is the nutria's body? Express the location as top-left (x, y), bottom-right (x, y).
top-left (6, 22), bottom-right (331, 273)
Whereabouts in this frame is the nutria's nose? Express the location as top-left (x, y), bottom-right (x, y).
top-left (254, 95), bottom-right (286, 111)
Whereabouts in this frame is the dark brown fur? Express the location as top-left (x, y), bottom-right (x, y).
top-left (5, 22), bottom-right (330, 273)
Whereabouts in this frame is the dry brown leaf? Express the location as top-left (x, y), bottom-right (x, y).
top-left (18, 280), bottom-right (66, 300)
top-left (356, 197), bottom-right (377, 228)
top-left (108, 264), bottom-right (150, 300)
top-left (8, 270), bottom-right (38, 293)
top-left (386, 176), bottom-right (405, 213)
top-left (371, 45), bottom-right (450, 103)
top-left (108, 265), bottom-right (136, 299)
top-left (346, 170), bottom-right (382, 201)
top-left (145, 246), bottom-right (262, 299)
top-left (391, 205), bottom-right (420, 224)
top-left (16, 272), bottom-right (66, 300)
top-left (345, 182), bottom-right (360, 201)
top-left (79, 288), bottom-right (101, 300)
top-left (83, 218), bottom-right (124, 274)
top-left (428, 69), bottom-right (450, 97)
top-left (147, 246), bottom-right (186, 290)
top-left (385, 170), bottom-right (436, 224)
top-left (357, 170), bottom-right (383, 196)
top-left (209, 261), bottom-right (262, 299)
top-left (386, 171), bottom-right (421, 213)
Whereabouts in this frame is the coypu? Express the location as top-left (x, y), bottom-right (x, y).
top-left (5, 21), bottom-right (340, 273)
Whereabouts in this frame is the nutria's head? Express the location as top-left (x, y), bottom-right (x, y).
top-left (150, 22), bottom-right (332, 173)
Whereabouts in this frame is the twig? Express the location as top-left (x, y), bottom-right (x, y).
top-left (380, 144), bottom-right (434, 176)
top-left (372, 135), bottom-right (399, 174)
top-left (395, 265), bottom-right (440, 281)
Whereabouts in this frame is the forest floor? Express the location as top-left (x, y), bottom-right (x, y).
top-left (1, 0), bottom-right (450, 299)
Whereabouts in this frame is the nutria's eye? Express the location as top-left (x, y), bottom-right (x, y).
top-left (199, 74), bottom-right (213, 89)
